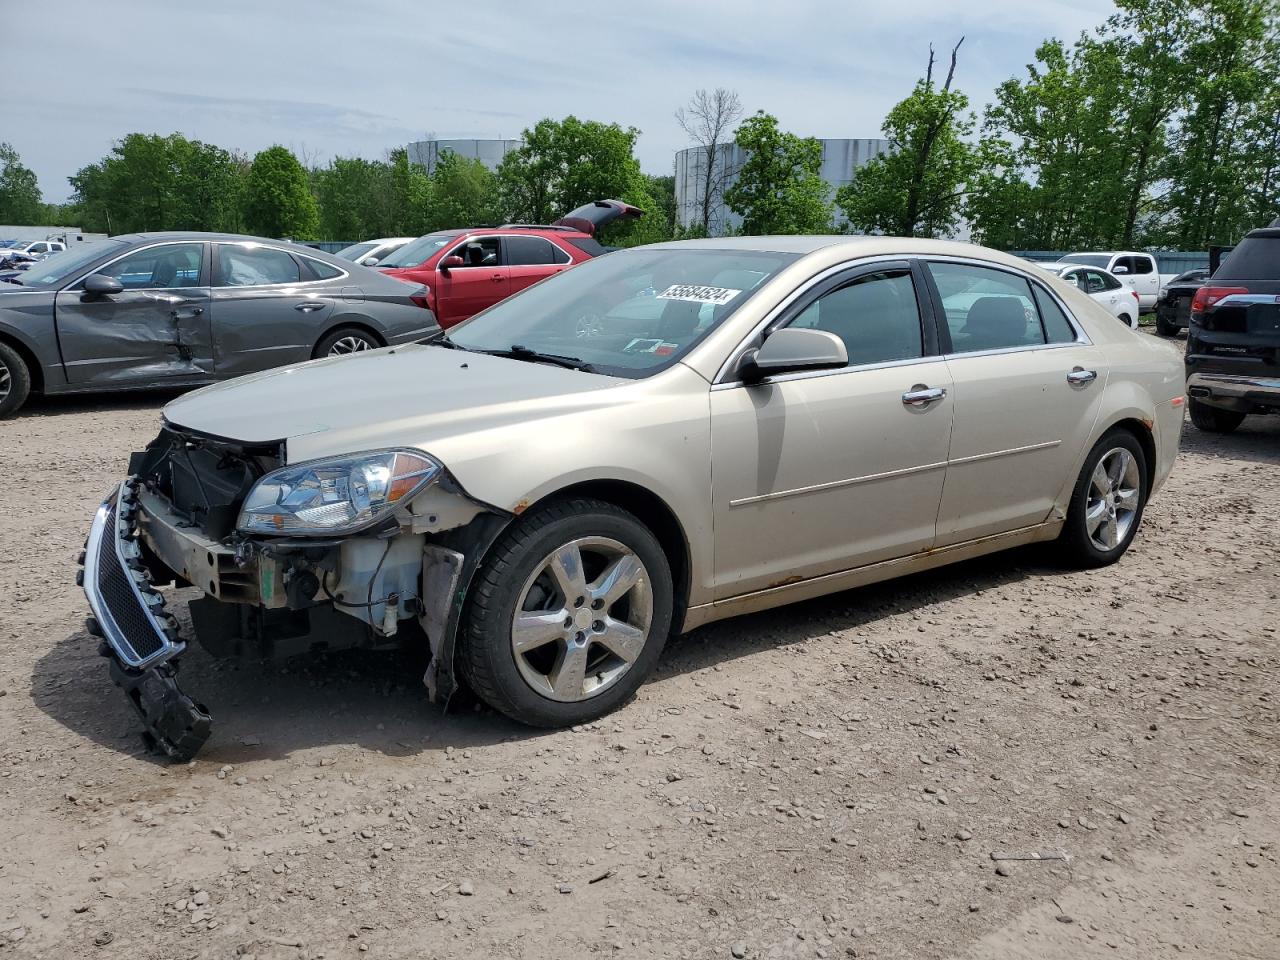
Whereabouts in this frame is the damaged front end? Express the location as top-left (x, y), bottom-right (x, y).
top-left (78, 424), bottom-right (510, 760)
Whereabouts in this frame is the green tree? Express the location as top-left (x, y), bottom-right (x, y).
top-left (242, 145), bottom-right (320, 239)
top-left (724, 112), bottom-right (831, 234)
top-left (425, 150), bottom-right (502, 231)
top-left (0, 143), bottom-right (43, 225)
top-left (314, 156), bottom-right (383, 241)
top-left (69, 133), bottom-right (245, 234)
top-left (1157, 0), bottom-right (1279, 245)
top-left (497, 117), bottom-right (650, 225)
top-left (838, 40), bottom-right (977, 239)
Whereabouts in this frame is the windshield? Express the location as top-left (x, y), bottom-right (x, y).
top-left (18, 240), bottom-right (124, 287)
top-left (335, 241), bottom-right (377, 261)
top-left (1059, 254), bottom-right (1110, 268)
top-left (377, 233), bottom-right (456, 268)
top-left (446, 246), bottom-right (798, 378)
top-left (0, 241), bottom-right (19, 250)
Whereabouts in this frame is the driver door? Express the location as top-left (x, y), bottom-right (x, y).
top-left (709, 262), bottom-right (954, 598)
top-left (434, 236), bottom-right (510, 326)
top-left (54, 241), bottom-right (214, 387)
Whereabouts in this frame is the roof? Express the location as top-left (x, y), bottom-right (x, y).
top-left (646, 234), bottom-right (1020, 259)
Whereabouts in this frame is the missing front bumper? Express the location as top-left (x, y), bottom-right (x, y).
top-left (80, 479), bottom-right (211, 760)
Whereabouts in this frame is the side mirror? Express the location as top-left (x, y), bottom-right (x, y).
top-left (738, 327), bottom-right (848, 383)
top-left (361, 256), bottom-right (380, 266)
top-left (439, 255), bottom-right (465, 273)
top-left (82, 274), bottom-right (124, 299)
top-left (1112, 265), bottom-right (1129, 275)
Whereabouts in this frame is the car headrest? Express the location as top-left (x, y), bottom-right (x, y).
top-left (964, 296), bottom-right (1027, 348)
top-left (658, 298), bottom-right (702, 339)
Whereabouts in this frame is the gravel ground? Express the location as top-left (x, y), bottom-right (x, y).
top-left (1, 342), bottom-right (1277, 959)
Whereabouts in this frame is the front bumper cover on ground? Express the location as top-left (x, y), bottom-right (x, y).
top-left (79, 479), bottom-right (211, 760)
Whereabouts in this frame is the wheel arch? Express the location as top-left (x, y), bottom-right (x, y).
top-left (519, 479), bottom-right (693, 624)
top-left (1093, 414), bottom-right (1157, 487)
top-left (314, 318), bottom-right (386, 356)
top-left (0, 328), bottom-right (44, 394)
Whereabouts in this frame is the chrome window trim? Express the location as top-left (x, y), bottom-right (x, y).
top-left (70, 239), bottom-right (208, 292)
top-left (212, 241), bottom-right (348, 288)
top-left (713, 252), bottom-right (1091, 387)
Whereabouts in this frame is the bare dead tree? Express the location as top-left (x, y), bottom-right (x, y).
top-left (675, 88), bottom-right (743, 234)
top-left (904, 36), bottom-right (965, 235)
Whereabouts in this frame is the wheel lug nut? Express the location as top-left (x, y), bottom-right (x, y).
top-left (563, 617), bottom-right (573, 628)
top-left (575, 632), bottom-right (585, 643)
top-left (574, 596), bottom-right (585, 608)
top-left (592, 620), bottom-right (604, 631)
top-left (591, 599), bottom-right (603, 610)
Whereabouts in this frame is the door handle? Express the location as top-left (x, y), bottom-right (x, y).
top-left (169, 306), bottom-right (203, 318)
top-left (1067, 367), bottom-right (1097, 384)
top-left (902, 386), bottom-right (946, 406)
top-left (295, 302), bottom-right (325, 312)
top-left (490, 273), bottom-right (504, 283)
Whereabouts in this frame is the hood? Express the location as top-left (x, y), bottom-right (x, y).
top-left (552, 200), bottom-right (644, 237)
top-left (163, 343), bottom-right (631, 461)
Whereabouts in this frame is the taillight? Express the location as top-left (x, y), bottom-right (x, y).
top-left (1191, 285), bottom-right (1248, 312)
top-left (1131, 290), bottom-right (1140, 301)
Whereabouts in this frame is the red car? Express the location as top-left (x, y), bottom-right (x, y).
top-left (376, 200), bottom-right (643, 327)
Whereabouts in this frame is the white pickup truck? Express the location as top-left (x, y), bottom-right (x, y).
top-left (1054, 252), bottom-right (1178, 311)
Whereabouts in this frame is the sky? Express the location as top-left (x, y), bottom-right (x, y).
top-left (2, 0), bottom-right (1117, 205)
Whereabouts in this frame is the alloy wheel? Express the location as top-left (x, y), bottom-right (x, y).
top-left (1085, 447), bottom-right (1140, 552)
top-left (328, 335), bottom-right (372, 356)
top-left (0, 357), bottom-right (10, 403)
top-left (510, 536), bottom-right (653, 702)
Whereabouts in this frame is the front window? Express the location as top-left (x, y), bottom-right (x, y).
top-left (1060, 254), bottom-right (1110, 269)
top-left (97, 243), bottom-right (203, 289)
top-left (446, 247), bottom-right (798, 378)
top-left (20, 240), bottom-right (126, 287)
top-left (377, 233), bottom-right (456, 268)
top-left (788, 269), bottom-right (923, 366)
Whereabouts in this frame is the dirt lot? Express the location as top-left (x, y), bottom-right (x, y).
top-left (2, 344), bottom-right (1278, 960)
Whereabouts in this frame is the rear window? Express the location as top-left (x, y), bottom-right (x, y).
top-left (1213, 233), bottom-right (1280, 281)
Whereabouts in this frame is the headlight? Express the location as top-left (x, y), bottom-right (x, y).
top-left (237, 449), bottom-right (441, 535)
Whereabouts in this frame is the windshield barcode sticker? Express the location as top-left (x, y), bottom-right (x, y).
top-left (656, 284), bottom-right (741, 305)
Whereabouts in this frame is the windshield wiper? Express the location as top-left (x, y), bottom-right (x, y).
top-left (483, 344), bottom-right (595, 372)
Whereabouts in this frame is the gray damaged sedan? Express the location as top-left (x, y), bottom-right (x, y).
top-left (0, 232), bottom-right (437, 416)
top-left (78, 236), bottom-right (1184, 759)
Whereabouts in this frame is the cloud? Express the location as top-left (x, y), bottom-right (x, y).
top-left (5, 0), bottom-right (1115, 203)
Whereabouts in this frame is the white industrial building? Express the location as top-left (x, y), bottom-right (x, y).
top-left (406, 138), bottom-right (523, 175)
top-left (674, 138), bottom-right (892, 235)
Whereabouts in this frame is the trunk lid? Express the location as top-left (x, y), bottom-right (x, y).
top-left (552, 200), bottom-right (645, 237)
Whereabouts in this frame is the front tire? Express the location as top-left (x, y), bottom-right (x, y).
top-left (458, 498), bottom-right (673, 727)
top-left (1056, 430), bottom-right (1148, 568)
top-left (0, 340), bottom-right (32, 418)
top-left (1189, 398), bottom-right (1245, 434)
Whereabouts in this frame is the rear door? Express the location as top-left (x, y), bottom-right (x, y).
top-left (504, 235), bottom-right (572, 296)
top-left (210, 242), bottom-right (335, 376)
top-left (54, 240), bottom-right (213, 386)
top-left (927, 258), bottom-right (1109, 544)
top-left (432, 235), bottom-right (509, 325)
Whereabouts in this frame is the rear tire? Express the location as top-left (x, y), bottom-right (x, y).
top-left (0, 340), bottom-right (32, 418)
top-left (1189, 398), bottom-right (1245, 434)
top-left (313, 326), bottom-right (380, 359)
top-left (1119, 312), bottom-right (1136, 329)
top-left (1056, 429), bottom-right (1148, 569)
top-left (458, 497), bottom-right (673, 728)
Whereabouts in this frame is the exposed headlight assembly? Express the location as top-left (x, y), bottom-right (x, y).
top-left (237, 449), bottom-right (441, 535)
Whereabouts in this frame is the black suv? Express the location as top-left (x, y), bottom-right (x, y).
top-left (1155, 268), bottom-right (1209, 336)
top-left (1185, 221), bottom-right (1280, 433)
